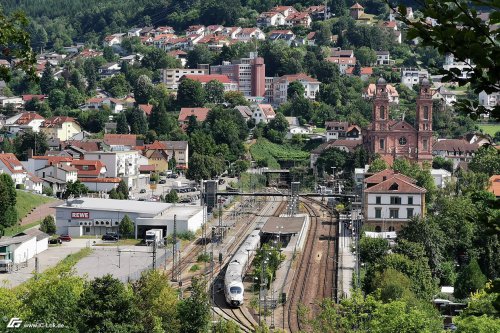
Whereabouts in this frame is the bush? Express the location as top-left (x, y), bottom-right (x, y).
top-left (40, 215), bottom-right (56, 234)
top-left (119, 215), bottom-right (134, 238)
top-left (197, 253), bottom-right (210, 263)
top-left (189, 264), bottom-right (200, 272)
top-left (42, 186), bottom-right (53, 196)
top-left (178, 231), bottom-right (196, 241)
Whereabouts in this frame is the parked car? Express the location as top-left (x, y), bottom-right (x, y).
top-left (167, 173), bottom-right (178, 179)
top-left (139, 189), bottom-right (146, 193)
top-left (159, 179), bottom-right (166, 184)
top-left (218, 179), bottom-right (225, 185)
top-left (59, 234), bottom-right (72, 242)
top-left (49, 238), bottom-right (62, 244)
top-left (102, 233), bottom-right (119, 241)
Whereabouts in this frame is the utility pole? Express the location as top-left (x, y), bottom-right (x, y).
top-left (171, 214), bottom-right (177, 281)
top-left (152, 239), bottom-right (157, 269)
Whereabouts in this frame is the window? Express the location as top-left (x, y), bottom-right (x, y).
top-left (423, 139), bottom-right (428, 151)
top-left (375, 208), bottom-right (382, 218)
top-left (399, 137), bottom-right (407, 145)
top-left (423, 106), bottom-right (429, 120)
top-left (375, 226), bottom-right (382, 232)
top-left (408, 196), bottom-right (413, 205)
top-left (407, 208), bottom-right (414, 218)
top-left (380, 105), bottom-right (385, 119)
top-left (376, 196), bottom-right (381, 204)
top-left (389, 209), bottom-right (399, 219)
top-left (379, 139), bottom-right (385, 149)
top-left (390, 196), bottom-right (402, 205)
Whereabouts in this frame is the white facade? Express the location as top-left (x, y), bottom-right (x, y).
top-left (431, 169), bottom-right (452, 188)
top-left (0, 96), bottom-right (23, 108)
top-left (257, 12), bottom-right (286, 27)
top-left (271, 75), bottom-right (320, 105)
top-left (479, 90), bottom-right (499, 110)
top-left (84, 151), bottom-right (143, 189)
top-left (443, 53), bottom-right (475, 80)
top-left (401, 68), bottom-right (429, 88)
top-left (55, 198), bottom-right (205, 238)
top-left (365, 192), bottom-right (423, 226)
top-left (161, 68), bottom-right (208, 90)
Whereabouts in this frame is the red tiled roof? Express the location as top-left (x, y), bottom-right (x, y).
top-left (382, 21), bottom-right (397, 28)
top-left (489, 175), bottom-right (500, 197)
top-left (103, 134), bottom-right (137, 146)
top-left (71, 160), bottom-right (106, 177)
top-left (329, 139), bottom-right (362, 151)
top-left (139, 165), bottom-right (156, 172)
top-left (32, 156), bottom-right (73, 165)
top-left (258, 104), bottom-right (276, 118)
top-left (269, 30), bottom-right (294, 35)
top-left (351, 3), bottom-right (364, 9)
top-left (364, 83), bottom-right (399, 97)
top-left (145, 141), bottom-right (168, 150)
top-left (286, 12), bottom-right (311, 21)
top-left (279, 73), bottom-right (319, 83)
top-left (42, 116), bottom-right (77, 128)
top-left (364, 174), bottom-right (426, 194)
top-left (183, 74), bottom-right (233, 84)
top-left (364, 169), bottom-right (416, 185)
top-left (138, 104), bottom-right (153, 116)
top-left (433, 139), bottom-right (479, 152)
top-left (15, 112), bottom-right (45, 125)
top-left (28, 172), bottom-right (43, 183)
top-left (0, 153), bottom-right (25, 174)
top-left (66, 141), bottom-right (100, 152)
top-left (306, 32), bottom-right (316, 40)
top-left (168, 50), bottom-right (187, 56)
top-left (22, 95), bottom-right (46, 102)
top-left (346, 67), bottom-right (373, 75)
top-left (178, 108), bottom-right (211, 122)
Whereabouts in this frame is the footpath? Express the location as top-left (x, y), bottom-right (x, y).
top-left (19, 200), bottom-right (63, 226)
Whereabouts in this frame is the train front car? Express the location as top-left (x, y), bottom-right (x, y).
top-left (224, 254), bottom-right (246, 307)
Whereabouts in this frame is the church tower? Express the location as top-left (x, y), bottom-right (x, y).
top-left (372, 77), bottom-right (390, 131)
top-left (416, 79), bottom-right (434, 161)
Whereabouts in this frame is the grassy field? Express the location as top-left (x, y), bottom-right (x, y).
top-left (478, 123), bottom-right (500, 137)
top-left (15, 190), bottom-right (55, 220)
top-left (249, 138), bottom-right (309, 169)
top-left (3, 220), bottom-right (42, 236)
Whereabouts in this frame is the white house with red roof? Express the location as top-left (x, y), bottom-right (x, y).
top-left (271, 6), bottom-right (298, 18)
top-left (40, 116), bottom-right (81, 141)
top-left (103, 33), bottom-right (125, 46)
top-left (186, 25), bottom-right (206, 36)
top-left (363, 170), bottom-right (427, 232)
top-left (257, 12), bottom-right (286, 27)
top-left (363, 83), bottom-right (399, 104)
top-left (252, 104), bottom-right (276, 124)
top-left (234, 28), bottom-right (266, 42)
top-left (285, 12), bottom-right (312, 28)
top-left (326, 56), bottom-right (357, 73)
top-left (5, 112), bottom-right (45, 133)
top-left (182, 74), bottom-right (238, 92)
top-left (346, 66), bottom-right (373, 80)
top-left (220, 27), bottom-right (242, 39)
top-left (103, 134), bottom-right (138, 151)
top-left (0, 153), bottom-right (28, 186)
top-left (271, 73), bottom-right (320, 105)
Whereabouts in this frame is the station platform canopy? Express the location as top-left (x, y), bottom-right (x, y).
top-left (261, 216), bottom-right (305, 235)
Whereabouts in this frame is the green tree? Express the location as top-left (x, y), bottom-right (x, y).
top-left (39, 215), bottom-right (56, 234)
top-left (116, 112), bottom-right (129, 134)
top-left (265, 112), bottom-right (289, 144)
top-left (40, 63), bottom-right (56, 94)
top-left (432, 156), bottom-right (454, 172)
top-left (0, 174), bottom-right (17, 232)
top-left (224, 91), bottom-right (249, 107)
top-left (468, 145), bottom-right (500, 176)
top-left (77, 274), bottom-right (141, 332)
top-left (103, 46), bottom-right (116, 62)
top-left (14, 130), bottom-right (49, 160)
top-left (128, 108), bottom-right (149, 135)
top-left (64, 86), bottom-right (84, 109)
top-left (119, 214), bottom-right (134, 238)
top-left (63, 180), bottom-right (88, 199)
top-left (391, 0), bottom-right (500, 120)
top-left (132, 270), bottom-right (180, 332)
top-left (177, 78), bottom-right (206, 107)
top-left (101, 74), bottom-right (130, 98)
top-left (360, 236), bottom-right (390, 265)
top-left (141, 48), bottom-right (180, 71)
top-left (116, 179), bottom-right (129, 198)
top-left (0, 9), bottom-right (36, 82)
top-left (48, 89), bottom-right (66, 109)
top-left (353, 61), bottom-right (362, 76)
top-left (164, 189), bottom-right (179, 203)
top-left (204, 80), bottom-right (225, 104)
top-left (178, 277), bottom-right (210, 333)
top-left (354, 46), bottom-right (377, 66)
top-left (186, 45), bottom-right (214, 69)
top-left (287, 81), bottom-right (305, 100)
top-left (133, 75), bottom-right (154, 104)
top-left (372, 268), bottom-right (415, 303)
top-left (455, 259), bottom-right (488, 299)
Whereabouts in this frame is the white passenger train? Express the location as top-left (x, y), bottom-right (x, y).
top-left (224, 229), bottom-right (261, 307)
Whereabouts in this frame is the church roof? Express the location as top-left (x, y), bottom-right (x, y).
top-left (388, 120), bottom-right (417, 132)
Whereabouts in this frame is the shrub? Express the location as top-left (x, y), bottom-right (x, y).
top-left (40, 215), bottom-right (56, 234)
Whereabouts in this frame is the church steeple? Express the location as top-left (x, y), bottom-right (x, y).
top-left (372, 77), bottom-right (390, 131)
top-left (416, 78), bottom-right (434, 160)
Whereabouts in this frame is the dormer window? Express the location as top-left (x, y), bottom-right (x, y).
top-left (389, 183), bottom-right (399, 191)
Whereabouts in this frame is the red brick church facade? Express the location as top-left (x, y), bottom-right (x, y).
top-left (363, 78), bottom-right (434, 163)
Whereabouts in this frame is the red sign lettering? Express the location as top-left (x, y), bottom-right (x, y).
top-left (71, 212), bottom-right (89, 219)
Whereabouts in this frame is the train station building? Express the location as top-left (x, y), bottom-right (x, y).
top-left (260, 215), bottom-right (309, 251)
top-left (55, 198), bottom-right (205, 239)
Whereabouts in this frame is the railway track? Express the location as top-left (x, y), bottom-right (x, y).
top-left (210, 198), bottom-right (288, 330)
top-left (286, 197), bottom-right (337, 333)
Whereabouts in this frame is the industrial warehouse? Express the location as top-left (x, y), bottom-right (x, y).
top-left (55, 198), bottom-right (205, 239)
